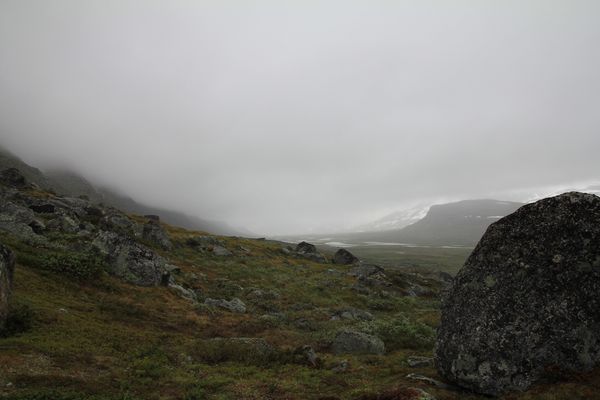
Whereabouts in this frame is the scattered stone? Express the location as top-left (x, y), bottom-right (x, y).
top-left (295, 345), bottom-right (320, 368)
top-left (0, 242), bottom-right (15, 331)
top-left (331, 329), bottom-right (385, 355)
top-left (169, 283), bottom-right (198, 302)
top-left (405, 283), bottom-right (432, 297)
top-left (212, 245), bottom-right (232, 256)
top-left (246, 288), bottom-right (280, 300)
top-left (204, 297), bottom-right (246, 313)
top-left (406, 373), bottom-right (455, 390)
top-left (436, 192), bottom-right (600, 395)
top-left (333, 248), bottom-right (359, 265)
top-left (407, 356), bottom-right (433, 368)
top-left (331, 359), bottom-right (349, 373)
top-left (239, 246), bottom-right (251, 254)
top-left (331, 307), bottom-right (374, 321)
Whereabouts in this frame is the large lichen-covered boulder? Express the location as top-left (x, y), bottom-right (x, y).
top-left (92, 231), bottom-right (169, 286)
top-left (0, 242), bottom-right (15, 331)
top-left (435, 192), bottom-right (600, 395)
top-left (333, 248), bottom-right (359, 265)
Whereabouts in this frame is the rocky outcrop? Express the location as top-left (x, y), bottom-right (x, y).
top-left (142, 218), bottom-right (172, 250)
top-left (0, 243), bottom-right (15, 331)
top-left (435, 192), bottom-right (600, 395)
top-left (333, 248), bottom-right (359, 265)
top-left (92, 231), bottom-right (169, 286)
top-left (0, 168), bottom-right (27, 188)
top-left (0, 200), bottom-right (45, 243)
top-left (332, 329), bottom-right (385, 355)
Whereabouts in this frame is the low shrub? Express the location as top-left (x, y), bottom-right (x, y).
top-left (357, 313), bottom-right (435, 351)
top-left (17, 249), bottom-right (106, 281)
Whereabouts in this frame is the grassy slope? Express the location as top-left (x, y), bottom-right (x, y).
top-left (1, 224), bottom-right (599, 399)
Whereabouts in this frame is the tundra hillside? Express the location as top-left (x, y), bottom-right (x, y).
top-left (0, 167), bottom-right (599, 400)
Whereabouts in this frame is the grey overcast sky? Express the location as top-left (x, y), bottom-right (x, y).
top-left (1, 1), bottom-right (599, 235)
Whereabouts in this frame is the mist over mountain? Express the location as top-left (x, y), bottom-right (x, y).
top-left (1, 1), bottom-right (600, 235)
top-left (0, 146), bottom-right (245, 236)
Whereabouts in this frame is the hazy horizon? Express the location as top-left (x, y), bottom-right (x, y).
top-left (1, 1), bottom-right (599, 235)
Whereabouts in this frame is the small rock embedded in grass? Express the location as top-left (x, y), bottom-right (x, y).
top-left (204, 297), bottom-right (246, 313)
top-left (407, 356), bottom-right (434, 368)
top-left (331, 329), bottom-right (385, 355)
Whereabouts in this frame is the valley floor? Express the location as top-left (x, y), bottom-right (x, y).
top-left (1, 229), bottom-right (600, 399)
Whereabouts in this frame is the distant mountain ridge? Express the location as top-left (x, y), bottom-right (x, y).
top-left (0, 147), bottom-right (245, 236)
top-left (352, 204), bottom-right (429, 232)
top-left (297, 199), bottom-right (525, 247)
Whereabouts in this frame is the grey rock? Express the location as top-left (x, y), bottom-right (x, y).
top-left (331, 359), bottom-right (349, 373)
top-left (333, 248), bottom-right (359, 265)
top-left (204, 297), bottom-right (246, 313)
top-left (293, 242), bottom-right (328, 263)
top-left (46, 214), bottom-right (79, 233)
top-left (331, 329), bottom-right (385, 355)
top-left (296, 241), bottom-right (317, 254)
top-left (212, 245), bottom-right (232, 256)
top-left (92, 230), bottom-right (169, 286)
top-left (407, 356), bottom-right (434, 368)
top-left (348, 263), bottom-right (384, 279)
top-left (436, 192), bottom-right (600, 396)
top-left (301, 252), bottom-right (327, 263)
top-left (142, 220), bottom-right (172, 250)
top-left (331, 307), bottom-right (374, 321)
top-left (169, 283), bottom-right (198, 302)
top-left (406, 373), bottom-right (456, 390)
top-left (295, 345), bottom-right (319, 367)
top-left (0, 242), bottom-right (15, 331)
top-left (100, 210), bottom-right (140, 236)
top-left (246, 288), bottom-right (280, 300)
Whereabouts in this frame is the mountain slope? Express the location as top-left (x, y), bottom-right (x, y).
top-left (353, 205), bottom-right (429, 232)
top-left (0, 147), bottom-right (56, 191)
top-left (312, 199), bottom-right (524, 247)
top-left (1, 147), bottom-right (245, 236)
